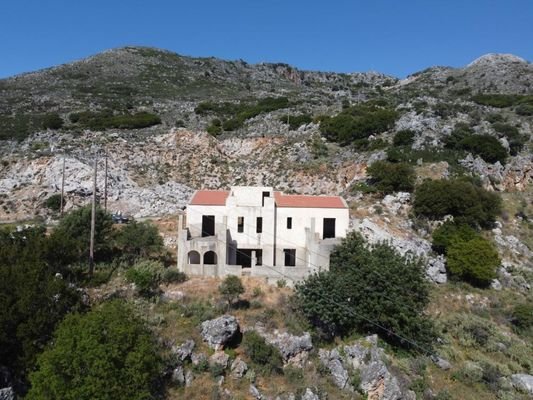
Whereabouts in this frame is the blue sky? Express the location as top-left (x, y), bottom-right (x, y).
top-left (1, 0), bottom-right (532, 78)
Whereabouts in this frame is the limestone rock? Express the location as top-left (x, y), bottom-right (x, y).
top-left (510, 374), bottom-right (533, 395)
top-left (172, 339), bottom-right (195, 362)
top-left (301, 388), bottom-right (320, 400)
top-left (209, 351), bottom-right (230, 369)
top-left (249, 384), bottom-right (262, 399)
top-left (230, 357), bottom-right (248, 379)
top-left (185, 369), bottom-right (194, 387)
top-left (318, 348), bottom-right (350, 390)
top-left (191, 352), bottom-right (208, 367)
top-left (254, 325), bottom-right (313, 367)
top-left (432, 356), bottom-right (452, 371)
top-left (200, 315), bottom-right (240, 350)
top-left (171, 365), bottom-right (185, 386)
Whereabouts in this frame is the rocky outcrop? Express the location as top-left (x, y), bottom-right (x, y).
top-left (209, 351), bottom-right (230, 369)
top-left (230, 357), bottom-right (248, 379)
top-left (254, 324), bottom-right (313, 367)
top-left (172, 339), bottom-right (195, 362)
top-left (510, 374), bottom-right (533, 395)
top-left (353, 218), bottom-right (447, 284)
top-left (200, 315), bottom-right (240, 350)
top-left (319, 335), bottom-right (412, 400)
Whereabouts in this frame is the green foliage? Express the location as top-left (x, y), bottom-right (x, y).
top-left (392, 129), bottom-right (416, 147)
top-left (44, 193), bottom-right (64, 212)
top-left (115, 221), bottom-right (164, 260)
top-left (125, 260), bottom-right (165, 296)
top-left (444, 123), bottom-right (508, 164)
top-left (242, 331), bottom-right (283, 374)
top-left (492, 122), bottom-right (527, 155)
top-left (219, 275), bottom-right (245, 308)
top-left (52, 205), bottom-right (114, 263)
top-left (366, 161), bottom-right (415, 193)
top-left (27, 300), bottom-right (161, 400)
top-left (319, 102), bottom-right (398, 146)
top-left (413, 179), bottom-right (501, 228)
top-left (161, 269), bottom-right (187, 285)
top-left (42, 113), bottom-right (64, 130)
top-left (206, 118), bottom-right (222, 136)
top-left (511, 303), bottom-right (533, 331)
top-left (309, 134), bottom-right (328, 159)
top-left (431, 221), bottom-right (477, 254)
top-left (446, 236), bottom-right (500, 287)
top-left (0, 226), bottom-right (83, 386)
top-left (515, 103), bottom-right (533, 116)
top-left (69, 110), bottom-right (161, 130)
top-left (195, 97), bottom-right (289, 132)
top-left (295, 232), bottom-right (434, 350)
top-left (279, 114), bottom-right (312, 130)
top-left (472, 94), bottom-right (533, 108)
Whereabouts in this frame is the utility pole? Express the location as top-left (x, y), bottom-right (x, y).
top-left (60, 156), bottom-right (66, 216)
top-left (104, 151), bottom-right (108, 212)
top-left (89, 150), bottom-right (97, 276)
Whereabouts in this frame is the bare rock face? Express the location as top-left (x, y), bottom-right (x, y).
top-left (172, 339), bottom-right (195, 362)
top-left (254, 324), bottom-right (313, 367)
top-left (230, 357), bottom-right (248, 379)
top-left (319, 335), bottom-right (412, 400)
top-left (209, 351), bottom-right (230, 369)
top-left (200, 315), bottom-right (240, 350)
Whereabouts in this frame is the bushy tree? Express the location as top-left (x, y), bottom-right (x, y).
top-left (26, 300), bottom-right (161, 400)
top-left (115, 220), bottom-right (164, 260)
top-left (125, 260), bottom-right (165, 296)
top-left (295, 233), bottom-right (434, 350)
top-left (44, 193), bottom-right (64, 212)
top-left (0, 227), bottom-right (83, 388)
top-left (393, 129), bottom-right (416, 147)
top-left (52, 205), bottom-right (114, 263)
top-left (42, 113), bottom-right (64, 130)
top-left (446, 236), bottom-right (500, 287)
top-left (242, 331), bottom-right (283, 374)
top-left (219, 275), bottom-right (245, 308)
top-left (431, 221), bottom-right (478, 254)
top-left (413, 179), bottom-right (501, 228)
top-left (367, 161), bottom-right (415, 193)
top-left (458, 134), bottom-right (507, 164)
top-left (511, 303), bottom-right (533, 331)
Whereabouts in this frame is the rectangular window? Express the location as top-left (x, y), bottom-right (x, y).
top-left (323, 218), bottom-right (336, 239)
top-left (287, 217), bottom-right (292, 229)
top-left (237, 216), bottom-right (244, 233)
top-left (201, 215), bottom-right (215, 237)
top-left (262, 191), bottom-right (270, 206)
top-left (256, 217), bottom-right (263, 233)
top-left (284, 249), bottom-right (296, 267)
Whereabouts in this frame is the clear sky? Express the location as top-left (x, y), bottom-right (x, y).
top-left (1, 0), bottom-right (532, 79)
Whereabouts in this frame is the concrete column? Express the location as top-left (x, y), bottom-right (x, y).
top-left (251, 250), bottom-right (256, 268)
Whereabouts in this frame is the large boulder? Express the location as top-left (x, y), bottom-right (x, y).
top-left (254, 324), bottom-right (313, 367)
top-left (319, 335), bottom-right (411, 400)
top-left (510, 374), bottom-right (533, 395)
top-left (200, 315), bottom-right (240, 350)
top-left (209, 351), bottom-right (230, 369)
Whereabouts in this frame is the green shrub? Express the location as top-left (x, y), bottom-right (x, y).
top-left (44, 193), bottom-right (64, 212)
top-left (413, 179), bottom-right (501, 228)
top-left (492, 122), bottom-right (527, 155)
top-left (458, 134), bottom-right (508, 164)
top-left (392, 130), bottom-right (416, 147)
top-left (161, 269), bottom-right (187, 285)
top-left (447, 236), bottom-right (500, 287)
top-left (366, 161), bottom-right (415, 193)
top-left (242, 331), bottom-right (283, 374)
top-left (511, 303), bottom-right (533, 330)
top-left (69, 110), bottom-right (161, 130)
top-left (125, 260), bottom-right (165, 296)
top-left (472, 94), bottom-right (517, 108)
top-left (42, 113), bottom-right (64, 130)
top-left (516, 103), bottom-right (533, 116)
top-left (431, 222), bottom-right (477, 254)
top-left (320, 102), bottom-right (398, 145)
top-left (295, 232), bottom-right (435, 350)
top-left (27, 300), bottom-right (161, 400)
top-left (219, 275), bottom-right (245, 308)
top-left (115, 220), bottom-right (164, 260)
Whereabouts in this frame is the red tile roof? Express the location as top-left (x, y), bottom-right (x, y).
top-left (190, 190), bottom-right (229, 206)
top-left (189, 189), bottom-right (347, 208)
top-left (274, 192), bottom-right (346, 208)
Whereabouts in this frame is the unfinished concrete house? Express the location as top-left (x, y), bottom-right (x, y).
top-left (177, 186), bottom-right (349, 284)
